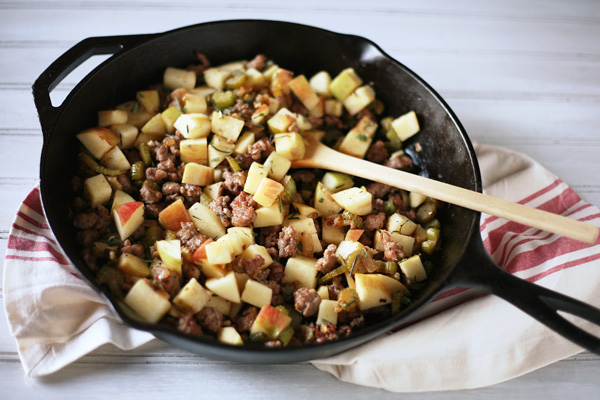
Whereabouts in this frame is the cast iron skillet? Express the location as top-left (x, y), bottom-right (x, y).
top-left (33, 20), bottom-right (600, 361)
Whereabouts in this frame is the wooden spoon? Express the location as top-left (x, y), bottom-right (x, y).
top-left (291, 135), bottom-right (599, 244)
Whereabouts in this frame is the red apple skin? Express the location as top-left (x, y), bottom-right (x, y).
top-left (191, 238), bottom-right (215, 263)
top-left (158, 198), bottom-right (191, 231)
top-left (345, 229), bottom-right (364, 242)
top-left (93, 127), bottom-right (120, 146)
top-left (253, 304), bottom-right (292, 339)
top-left (116, 201), bottom-right (144, 225)
top-left (271, 69), bottom-right (293, 96)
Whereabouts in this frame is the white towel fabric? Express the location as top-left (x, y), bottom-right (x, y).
top-left (4, 143), bottom-right (600, 391)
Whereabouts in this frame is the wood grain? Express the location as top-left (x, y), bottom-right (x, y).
top-left (1, 0), bottom-right (599, 398)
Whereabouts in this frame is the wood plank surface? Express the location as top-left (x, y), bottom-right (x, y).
top-left (1, 0), bottom-right (599, 398)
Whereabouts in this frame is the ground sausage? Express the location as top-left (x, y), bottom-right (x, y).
top-left (197, 307), bottom-right (223, 334)
top-left (209, 195), bottom-right (232, 227)
top-left (366, 140), bottom-right (389, 164)
top-left (230, 192), bottom-right (257, 227)
top-left (235, 306), bottom-right (258, 333)
top-left (364, 212), bottom-right (386, 231)
top-left (221, 171), bottom-right (247, 196)
top-left (385, 155), bottom-right (414, 171)
top-left (178, 312), bottom-right (203, 336)
top-left (278, 226), bottom-right (298, 258)
top-left (381, 230), bottom-right (405, 262)
top-left (316, 244), bottom-right (338, 274)
top-left (293, 287), bottom-right (321, 317)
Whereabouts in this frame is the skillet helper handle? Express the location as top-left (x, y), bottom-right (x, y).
top-left (452, 236), bottom-right (600, 355)
top-left (32, 34), bottom-right (151, 136)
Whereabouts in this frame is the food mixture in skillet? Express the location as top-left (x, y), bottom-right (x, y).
top-left (70, 53), bottom-right (443, 346)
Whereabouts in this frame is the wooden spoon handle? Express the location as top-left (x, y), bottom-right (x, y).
top-left (292, 143), bottom-right (599, 244)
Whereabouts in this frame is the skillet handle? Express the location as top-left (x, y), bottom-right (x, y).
top-left (450, 234), bottom-right (600, 355)
top-left (32, 34), bottom-right (152, 136)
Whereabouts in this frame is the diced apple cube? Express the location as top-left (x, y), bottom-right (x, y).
top-left (314, 182), bottom-right (343, 217)
top-left (164, 67), bottom-right (196, 90)
top-left (329, 68), bottom-right (363, 101)
top-left (156, 239), bottom-right (182, 275)
top-left (268, 96), bottom-right (280, 114)
top-left (263, 151), bottom-right (291, 181)
top-left (204, 68), bottom-right (231, 90)
top-left (211, 112), bottom-right (245, 142)
top-left (270, 68), bottom-right (293, 97)
top-left (335, 240), bottom-right (365, 266)
top-left (98, 109), bottom-right (128, 127)
top-left (253, 177), bottom-right (283, 207)
top-left (399, 255), bottom-right (427, 283)
top-left (241, 244), bottom-right (274, 269)
top-left (217, 232), bottom-right (245, 256)
top-left (227, 227), bottom-right (255, 248)
top-left (291, 202), bottom-right (320, 219)
top-left (409, 192), bottom-right (428, 208)
top-left (158, 198), bottom-right (191, 231)
top-left (263, 64), bottom-right (279, 80)
top-left (322, 223), bottom-right (345, 246)
top-left (76, 127), bottom-right (120, 159)
top-left (101, 146), bottom-right (131, 171)
top-left (343, 85), bottom-right (376, 115)
top-left (188, 202), bottom-right (226, 239)
top-left (182, 92), bottom-right (208, 114)
top-left (161, 106), bottom-right (183, 134)
top-left (253, 201), bottom-right (285, 228)
top-left (113, 201), bottom-right (144, 241)
top-left (387, 213), bottom-right (416, 235)
top-left (217, 326), bottom-right (243, 345)
top-left (391, 110), bottom-right (420, 142)
top-left (174, 113), bottom-right (211, 139)
top-left (245, 67), bottom-right (266, 88)
top-left (182, 163), bottom-right (214, 186)
top-left (283, 256), bottom-right (318, 289)
top-left (179, 138), bottom-right (208, 165)
top-left (110, 124), bottom-right (138, 149)
top-left (208, 134), bottom-right (235, 168)
top-left (284, 215), bottom-right (317, 236)
top-left (233, 131), bottom-right (255, 155)
top-left (332, 187), bottom-right (372, 216)
top-left (203, 182), bottom-right (222, 201)
top-left (205, 272), bottom-right (241, 304)
top-left (244, 162), bottom-right (268, 194)
top-left (250, 304), bottom-right (292, 340)
top-left (267, 108), bottom-right (296, 134)
top-left (273, 132), bottom-right (305, 161)
top-left (289, 75), bottom-right (320, 111)
top-left (84, 174), bottom-right (112, 208)
top-left (251, 104), bottom-right (270, 126)
top-left (117, 253), bottom-right (150, 277)
top-left (140, 113), bottom-right (167, 137)
top-left (354, 273), bottom-right (391, 310)
top-left (136, 90), bottom-right (160, 114)
top-left (124, 279), bottom-right (171, 323)
top-left (295, 114), bottom-right (313, 131)
top-left (173, 278), bottom-right (212, 314)
top-left (324, 99), bottom-right (343, 116)
top-left (309, 71), bottom-right (332, 97)
top-left (338, 116), bottom-right (378, 159)
top-left (317, 285), bottom-right (330, 300)
top-left (111, 189), bottom-right (134, 215)
top-left (316, 299), bottom-right (338, 326)
top-left (206, 295), bottom-right (232, 316)
top-left (127, 109), bottom-right (153, 130)
top-left (241, 279), bottom-right (273, 308)
top-left (205, 240), bottom-right (234, 265)
top-left (373, 229), bottom-right (415, 257)
top-left (322, 172), bottom-right (354, 193)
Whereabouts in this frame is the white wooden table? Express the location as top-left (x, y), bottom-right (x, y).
top-left (1, 1), bottom-right (599, 398)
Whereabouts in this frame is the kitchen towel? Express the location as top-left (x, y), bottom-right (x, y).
top-left (4, 143), bottom-right (600, 391)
